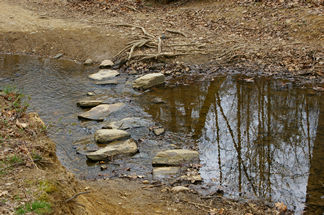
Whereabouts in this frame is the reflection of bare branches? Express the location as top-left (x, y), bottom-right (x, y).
top-left (215, 91), bottom-right (257, 195)
top-left (193, 79), bottom-right (225, 138)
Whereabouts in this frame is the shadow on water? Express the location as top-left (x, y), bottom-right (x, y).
top-left (139, 76), bottom-right (324, 214)
top-left (1, 54), bottom-right (323, 214)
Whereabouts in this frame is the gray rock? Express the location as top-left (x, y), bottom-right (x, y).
top-left (102, 117), bottom-right (152, 130)
top-left (152, 149), bottom-right (199, 166)
top-left (95, 79), bottom-right (118, 85)
top-left (77, 99), bottom-right (103, 108)
top-left (99, 60), bottom-right (114, 68)
top-left (78, 103), bottom-right (125, 121)
top-left (133, 73), bottom-right (165, 90)
top-left (86, 139), bottom-right (138, 161)
top-left (88, 69), bottom-right (119, 81)
top-left (152, 167), bottom-right (180, 180)
top-left (94, 129), bottom-right (130, 143)
top-left (72, 135), bottom-right (94, 145)
top-left (153, 127), bottom-right (165, 136)
top-left (84, 58), bottom-right (93, 65)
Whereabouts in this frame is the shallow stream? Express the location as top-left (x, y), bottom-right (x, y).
top-left (0, 54), bottom-right (323, 214)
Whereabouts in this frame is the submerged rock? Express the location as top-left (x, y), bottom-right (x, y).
top-left (133, 73), bottom-right (165, 90)
top-left (152, 167), bottom-right (180, 179)
top-left (152, 149), bottom-right (199, 166)
top-left (78, 103), bottom-right (125, 121)
top-left (88, 69), bottom-right (119, 81)
top-left (86, 139), bottom-right (138, 161)
top-left (77, 99), bottom-right (103, 108)
top-left (99, 59), bottom-right (114, 68)
top-left (102, 117), bottom-right (152, 130)
top-left (95, 79), bottom-right (118, 85)
top-left (94, 129), bottom-right (130, 143)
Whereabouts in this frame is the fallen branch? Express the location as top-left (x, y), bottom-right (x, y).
top-left (158, 37), bottom-right (162, 53)
top-left (166, 29), bottom-right (187, 37)
top-left (65, 191), bottom-right (90, 203)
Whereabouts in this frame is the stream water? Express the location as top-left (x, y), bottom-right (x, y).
top-left (0, 54), bottom-right (323, 214)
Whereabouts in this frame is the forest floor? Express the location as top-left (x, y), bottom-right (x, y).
top-left (0, 0), bottom-right (323, 214)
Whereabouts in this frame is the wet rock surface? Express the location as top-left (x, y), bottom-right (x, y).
top-left (94, 129), bottom-right (130, 143)
top-left (152, 167), bottom-right (181, 180)
top-left (133, 73), bottom-right (165, 90)
top-left (88, 69), bottom-right (119, 80)
top-left (86, 139), bottom-right (138, 161)
top-left (152, 149), bottom-right (199, 166)
top-left (102, 117), bottom-right (153, 130)
top-left (78, 103), bottom-right (125, 121)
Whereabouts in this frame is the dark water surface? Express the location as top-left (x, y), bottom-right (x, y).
top-left (139, 77), bottom-right (324, 214)
top-left (1, 54), bottom-right (323, 214)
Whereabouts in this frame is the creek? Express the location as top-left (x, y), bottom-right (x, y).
top-left (0, 54), bottom-right (323, 214)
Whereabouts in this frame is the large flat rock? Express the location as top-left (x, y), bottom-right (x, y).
top-left (152, 149), bottom-right (199, 166)
top-left (86, 139), bottom-right (138, 161)
top-left (88, 69), bottom-right (119, 81)
top-left (94, 129), bottom-right (130, 143)
top-left (153, 167), bottom-right (180, 180)
top-left (102, 117), bottom-right (153, 130)
top-left (133, 73), bottom-right (165, 90)
top-left (78, 103), bottom-right (125, 121)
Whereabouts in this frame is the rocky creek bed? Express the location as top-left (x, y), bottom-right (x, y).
top-left (1, 54), bottom-right (324, 214)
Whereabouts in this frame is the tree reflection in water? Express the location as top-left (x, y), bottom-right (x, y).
top-left (140, 76), bottom-right (323, 214)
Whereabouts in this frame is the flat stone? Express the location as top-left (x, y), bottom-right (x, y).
top-left (94, 129), bottom-right (130, 143)
top-left (133, 73), bottom-right (165, 90)
top-left (77, 99), bottom-right (103, 108)
top-left (179, 175), bottom-right (202, 183)
top-left (95, 79), bottom-right (118, 85)
top-left (153, 127), bottom-right (165, 136)
top-left (84, 58), bottom-right (93, 65)
top-left (152, 167), bottom-right (180, 180)
top-left (99, 60), bottom-right (114, 68)
top-left (86, 139), bottom-right (138, 161)
top-left (78, 103), bottom-right (125, 121)
top-left (88, 69), bottom-right (119, 81)
top-left (102, 117), bottom-right (152, 130)
top-left (171, 186), bottom-right (190, 193)
top-left (152, 149), bottom-right (199, 166)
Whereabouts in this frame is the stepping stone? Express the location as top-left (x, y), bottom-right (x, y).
top-left (99, 60), bottom-right (114, 68)
top-left (102, 117), bottom-right (153, 130)
top-left (133, 73), bottom-right (165, 90)
top-left (78, 103), bottom-right (125, 121)
top-left (152, 149), bottom-right (199, 166)
top-left (94, 129), bottom-right (130, 144)
top-left (88, 69), bottom-right (119, 81)
top-left (152, 167), bottom-right (180, 180)
top-left (86, 139), bottom-right (138, 161)
top-left (77, 99), bottom-right (103, 108)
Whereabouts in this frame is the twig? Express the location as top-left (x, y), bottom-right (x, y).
top-left (158, 37), bottom-right (162, 53)
top-left (65, 191), bottom-right (90, 203)
top-left (116, 24), bottom-right (154, 38)
top-left (166, 28), bottom-right (187, 37)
